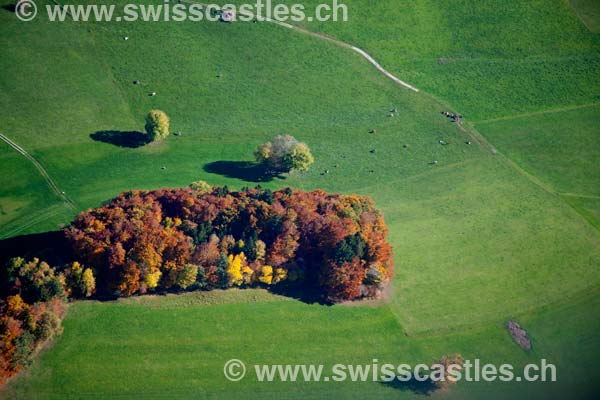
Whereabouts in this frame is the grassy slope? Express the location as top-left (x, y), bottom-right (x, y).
top-left (570, 0), bottom-right (600, 32)
top-left (297, 0), bottom-right (600, 120)
top-left (293, 0), bottom-right (600, 223)
top-left (1, 0), bottom-right (599, 398)
top-left (0, 141), bottom-right (73, 239)
top-left (475, 105), bottom-right (600, 230)
top-left (220, 0), bottom-right (600, 218)
top-left (475, 105), bottom-right (600, 196)
top-left (367, 156), bottom-right (600, 334)
top-left (294, 0), bottom-right (600, 296)
top-left (0, 0), bottom-right (477, 222)
top-left (5, 289), bottom-right (600, 400)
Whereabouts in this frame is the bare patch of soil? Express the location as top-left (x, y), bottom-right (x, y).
top-left (506, 320), bottom-right (532, 350)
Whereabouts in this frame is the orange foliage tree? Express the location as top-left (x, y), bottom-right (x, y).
top-left (65, 187), bottom-right (394, 302)
top-left (1, 259), bottom-right (67, 385)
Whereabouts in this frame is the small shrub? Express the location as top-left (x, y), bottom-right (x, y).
top-left (189, 180), bottom-right (212, 194)
top-left (10, 332), bottom-right (34, 370)
top-left (34, 311), bottom-right (62, 342)
top-left (430, 354), bottom-right (464, 390)
top-left (81, 268), bottom-right (96, 298)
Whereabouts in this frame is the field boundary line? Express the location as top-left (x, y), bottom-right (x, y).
top-left (457, 124), bottom-right (600, 232)
top-left (474, 102), bottom-right (600, 124)
top-left (402, 283), bottom-right (600, 338)
top-left (0, 133), bottom-right (76, 209)
top-left (351, 158), bottom-right (480, 195)
top-left (568, 0), bottom-right (600, 33)
top-left (559, 192), bottom-right (600, 200)
top-left (0, 205), bottom-right (65, 240)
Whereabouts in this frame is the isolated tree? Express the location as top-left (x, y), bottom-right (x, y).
top-left (284, 142), bottom-right (314, 172)
top-left (145, 109), bottom-right (170, 141)
top-left (254, 135), bottom-right (314, 173)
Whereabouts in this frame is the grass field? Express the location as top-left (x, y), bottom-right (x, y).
top-left (295, 0), bottom-right (600, 120)
top-left (1, 0), bottom-right (599, 398)
top-left (475, 105), bottom-right (600, 196)
top-left (5, 289), bottom-right (600, 399)
top-left (570, 0), bottom-right (600, 32)
top-left (0, 141), bottom-right (74, 238)
top-left (367, 156), bottom-right (600, 334)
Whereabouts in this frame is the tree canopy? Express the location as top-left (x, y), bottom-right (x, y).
top-left (254, 135), bottom-right (314, 173)
top-left (144, 110), bottom-right (170, 141)
top-left (65, 186), bottom-right (393, 301)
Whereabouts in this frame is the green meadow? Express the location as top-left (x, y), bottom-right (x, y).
top-left (4, 290), bottom-right (599, 400)
top-left (298, 0), bottom-right (600, 120)
top-left (1, 0), bottom-right (599, 398)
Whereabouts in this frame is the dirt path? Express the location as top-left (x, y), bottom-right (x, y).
top-left (0, 133), bottom-right (76, 209)
top-left (184, 2), bottom-right (588, 204)
top-left (182, 1), bottom-right (419, 92)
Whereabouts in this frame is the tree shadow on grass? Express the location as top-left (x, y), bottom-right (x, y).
top-left (2, 4), bottom-right (16, 12)
top-left (0, 230), bottom-right (333, 304)
top-left (0, 230), bottom-right (71, 267)
top-left (90, 130), bottom-right (149, 148)
top-left (268, 282), bottom-right (333, 306)
top-left (203, 161), bottom-right (285, 182)
top-left (0, 230), bottom-right (73, 297)
top-left (380, 377), bottom-right (438, 396)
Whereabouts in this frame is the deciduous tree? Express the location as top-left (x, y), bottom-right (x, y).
top-left (254, 135), bottom-right (314, 173)
top-left (145, 109), bottom-right (170, 141)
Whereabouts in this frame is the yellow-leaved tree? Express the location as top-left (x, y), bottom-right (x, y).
top-left (145, 109), bottom-right (170, 141)
top-left (258, 265), bottom-right (273, 285)
top-left (273, 268), bottom-right (287, 284)
top-left (145, 269), bottom-right (162, 290)
top-left (81, 268), bottom-right (96, 297)
top-left (226, 253), bottom-right (252, 286)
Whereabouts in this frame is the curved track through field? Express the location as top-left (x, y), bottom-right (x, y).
top-left (0, 133), bottom-right (76, 209)
top-left (183, 1), bottom-right (420, 92)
